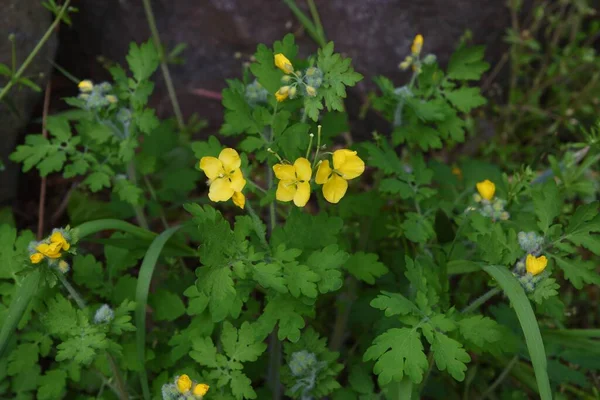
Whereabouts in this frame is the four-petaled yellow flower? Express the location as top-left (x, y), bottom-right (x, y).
top-left (199, 148), bottom-right (247, 209)
top-left (274, 53), bottom-right (293, 74)
top-left (78, 80), bottom-right (94, 92)
top-left (526, 254), bottom-right (548, 276)
top-left (176, 374), bottom-right (192, 393)
top-left (316, 150), bottom-right (365, 204)
top-left (273, 158), bottom-right (312, 207)
top-left (30, 253), bottom-right (44, 264)
top-left (411, 34), bottom-right (424, 55)
top-left (476, 179), bottom-right (495, 201)
top-left (36, 242), bottom-right (62, 259)
top-left (193, 383), bottom-right (210, 397)
top-left (51, 231), bottom-right (70, 251)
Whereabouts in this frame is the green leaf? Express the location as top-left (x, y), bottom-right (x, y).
top-left (55, 320), bottom-right (108, 365)
top-left (532, 180), bottom-right (561, 233)
top-left (344, 252), bottom-right (389, 284)
top-left (221, 321), bottom-right (267, 362)
top-left (370, 291), bottom-right (418, 317)
top-left (37, 369), bottom-right (67, 400)
top-left (531, 278), bottom-right (560, 304)
top-left (284, 262), bottom-right (320, 298)
top-left (430, 332), bottom-right (470, 381)
top-left (135, 108), bottom-right (160, 134)
top-left (230, 370), bottom-right (257, 400)
top-left (150, 289), bottom-right (186, 321)
top-left (443, 87), bottom-right (487, 113)
top-left (251, 34), bottom-right (298, 94)
top-left (8, 342), bottom-right (39, 375)
top-left (447, 46), bottom-right (490, 81)
top-left (402, 212), bottom-right (434, 244)
top-left (257, 294), bottom-right (310, 342)
top-left (196, 266), bottom-right (237, 322)
top-left (482, 264), bottom-right (552, 400)
top-left (272, 209), bottom-right (343, 250)
top-left (43, 294), bottom-right (78, 335)
top-left (253, 262), bottom-right (288, 293)
top-left (47, 116), bottom-right (72, 141)
top-left (553, 257), bottom-right (600, 289)
top-left (306, 245), bottom-right (348, 293)
top-left (190, 336), bottom-right (221, 368)
top-left (10, 135), bottom-right (53, 172)
top-left (363, 327), bottom-right (428, 385)
top-left (405, 97), bottom-right (446, 122)
top-left (73, 254), bottom-right (104, 290)
top-left (84, 171), bottom-right (112, 192)
top-left (126, 40), bottom-right (159, 82)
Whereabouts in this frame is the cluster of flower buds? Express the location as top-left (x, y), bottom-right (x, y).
top-left (245, 79), bottom-right (269, 105)
top-left (274, 54), bottom-right (322, 102)
top-left (93, 304), bottom-right (115, 324)
top-left (518, 231), bottom-right (544, 254)
top-left (398, 34), bottom-right (437, 73)
top-left (469, 180), bottom-right (510, 221)
top-left (78, 80), bottom-right (118, 109)
top-left (514, 254), bottom-right (549, 292)
top-left (161, 375), bottom-right (209, 400)
top-left (28, 228), bottom-right (74, 273)
top-left (289, 350), bottom-right (324, 378)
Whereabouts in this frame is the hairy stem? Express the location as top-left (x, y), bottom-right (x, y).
top-left (127, 162), bottom-right (150, 230)
top-left (57, 272), bottom-right (86, 309)
top-left (479, 355), bottom-right (518, 399)
top-left (461, 287), bottom-right (502, 314)
top-left (141, 0), bottom-right (185, 130)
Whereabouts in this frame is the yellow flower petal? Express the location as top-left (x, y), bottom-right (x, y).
top-left (322, 174), bottom-right (348, 204)
top-left (411, 34), bottom-right (424, 55)
top-left (476, 180), bottom-right (496, 201)
top-left (274, 53), bottom-right (293, 74)
top-left (275, 90), bottom-right (289, 102)
top-left (218, 148), bottom-right (241, 172)
top-left (50, 231), bottom-right (70, 251)
top-left (176, 374), bottom-right (192, 393)
top-left (333, 149), bottom-right (365, 180)
top-left (294, 181), bottom-right (311, 207)
top-left (30, 253), bottom-right (44, 264)
top-left (315, 160), bottom-right (332, 184)
top-left (276, 180), bottom-right (296, 202)
top-left (526, 254), bottom-right (548, 276)
top-left (78, 80), bottom-right (93, 92)
top-left (199, 156), bottom-right (224, 180)
top-left (193, 383), bottom-right (210, 397)
top-left (294, 157), bottom-right (312, 182)
top-left (273, 164), bottom-right (296, 181)
top-left (229, 168), bottom-right (247, 192)
top-left (36, 242), bottom-right (62, 258)
top-left (208, 178), bottom-right (235, 202)
top-left (232, 192), bottom-right (246, 209)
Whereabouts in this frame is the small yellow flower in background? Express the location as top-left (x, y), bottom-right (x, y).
top-left (476, 179), bottom-right (496, 201)
top-left (30, 253), bottom-right (44, 264)
top-left (106, 95), bottom-right (118, 104)
top-left (274, 53), bottom-right (294, 74)
top-left (176, 374), bottom-right (192, 393)
top-left (275, 86), bottom-right (289, 102)
top-left (452, 166), bottom-right (463, 179)
top-left (199, 148), bottom-right (247, 205)
top-left (399, 56), bottom-right (413, 70)
top-left (526, 254), bottom-right (548, 276)
top-left (306, 86), bottom-right (317, 97)
top-left (78, 80), bottom-right (94, 92)
top-left (316, 149), bottom-right (365, 204)
top-left (232, 191), bottom-right (246, 209)
top-left (273, 157), bottom-right (312, 207)
top-left (411, 34), bottom-right (424, 55)
top-left (36, 242), bottom-right (62, 259)
top-left (193, 383), bottom-right (210, 397)
top-left (50, 231), bottom-right (70, 251)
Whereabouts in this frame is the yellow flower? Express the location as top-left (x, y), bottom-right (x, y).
top-left (411, 34), bottom-right (424, 55)
top-left (476, 180), bottom-right (495, 201)
top-left (106, 95), bottom-right (118, 103)
top-left (193, 383), bottom-right (210, 397)
top-left (50, 231), bottom-right (70, 251)
top-left (30, 253), bottom-right (44, 264)
top-left (451, 166), bottom-right (462, 179)
top-left (78, 80), bottom-right (94, 92)
top-left (176, 374), bottom-right (192, 393)
top-left (36, 242), bottom-right (62, 259)
top-left (232, 191), bottom-right (246, 209)
top-left (273, 158), bottom-right (312, 207)
top-left (274, 53), bottom-right (294, 74)
top-left (526, 254), bottom-right (548, 276)
top-left (315, 149), bottom-right (365, 204)
top-left (199, 148), bottom-right (247, 204)
top-left (275, 86), bottom-right (289, 102)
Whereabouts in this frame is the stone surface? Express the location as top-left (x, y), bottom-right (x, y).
top-left (0, 0), bottom-right (58, 203)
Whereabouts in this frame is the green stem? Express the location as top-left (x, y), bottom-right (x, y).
top-left (107, 353), bottom-right (129, 400)
top-left (307, 0), bottom-right (326, 41)
top-left (0, 0), bottom-right (71, 102)
top-left (461, 287), bottom-right (501, 314)
top-left (141, 0), bottom-right (185, 130)
top-left (385, 378), bottom-right (413, 400)
top-left (143, 175), bottom-right (170, 229)
top-left (479, 355), bottom-right (519, 399)
top-left (127, 163), bottom-right (150, 230)
top-left (57, 272), bottom-right (86, 309)
top-left (282, 0), bottom-right (326, 47)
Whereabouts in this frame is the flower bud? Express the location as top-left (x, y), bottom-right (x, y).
top-left (78, 80), bottom-right (94, 93)
top-left (94, 304), bottom-right (114, 324)
top-left (305, 85), bottom-right (317, 97)
top-left (411, 34), bottom-right (424, 55)
top-left (274, 53), bottom-right (293, 74)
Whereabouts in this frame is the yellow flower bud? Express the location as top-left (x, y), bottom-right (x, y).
top-left (78, 80), bottom-right (94, 93)
top-left (193, 383), bottom-right (210, 397)
top-left (526, 254), bottom-right (548, 276)
top-left (306, 85), bottom-right (317, 97)
top-left (279, 85), bottom-right (290, 95)
top-left (274, 53), bottom-right (294, 74)
top-left (106, 95), bottom-right (118, 104)
top-left (289, 86), bottom-right (297, 98)
top-left (411, 34), bottom-right (424, 55)
top-left (30, 253), bottom-right (44, 264)
top-left (275, 88), bottom-right (289, 102)
top-left (58, 260), bottom-right (70, 273)
top-left (476, 180), bottom-right (496, 201)
top-left (176, 374), bottom-right (192, 393)
top-left (281, 75), bottom-right (292, 84)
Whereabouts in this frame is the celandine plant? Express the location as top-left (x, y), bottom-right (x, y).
top-left (1, 27), bottom-right (599, 400)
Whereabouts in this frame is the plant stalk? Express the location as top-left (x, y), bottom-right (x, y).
top-left (461, 287), bottom-right (501, 314)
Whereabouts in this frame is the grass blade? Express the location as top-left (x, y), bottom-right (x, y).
top-left (0, 269), bottom-right (41, 358)
top-left (135, 226), bottom-right (183, 400)
top-left (482, 264), bottom-right (552, 400)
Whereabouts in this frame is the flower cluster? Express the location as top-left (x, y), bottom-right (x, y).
top-left (518, 231), bottom-right (544, 254)
top-left (245, 79), bottom-right (269, 105)
top-left (288, 350), bottom-right (326, 398)
top-left (78, 80), bottom-right (118, 109)
top-left (199, 148), bottom-right (247, 209)
top-left (161, 375), bottom-right (209, 400)
top-left (274, 53), bottom-right (322, 102)
top-left (471, 180), bottom-right (510, 221)
top-left (28, 228), bottom-right (73, 272)
top-left (398, 34), bottom-right (437, 73)
top-left (514, 254), bottom-right (549, 292)
top-left (94, 304), bottom-right (115, 324)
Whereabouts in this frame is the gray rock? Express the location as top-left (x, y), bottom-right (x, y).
top-left (0, 0), bottom-right (57, 203)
